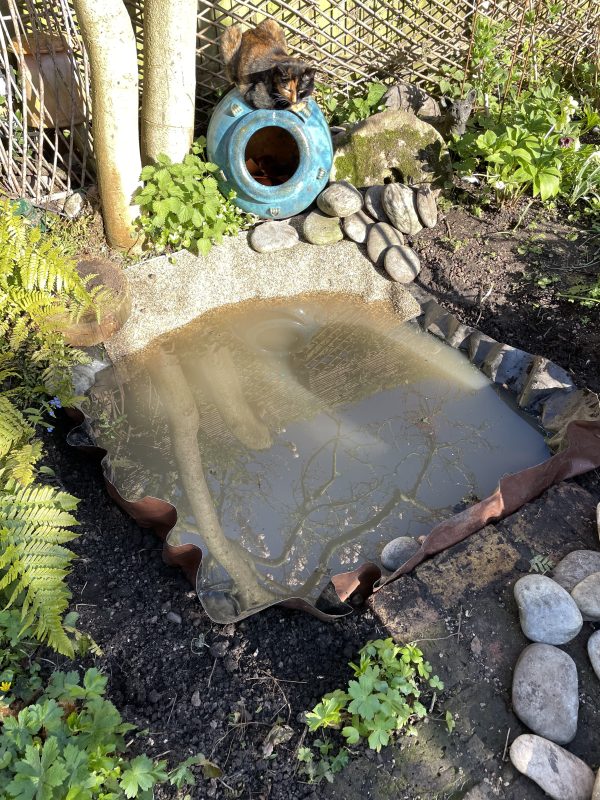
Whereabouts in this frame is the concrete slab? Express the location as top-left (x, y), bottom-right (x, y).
top-left (105, 235), bottom-right (421, 361)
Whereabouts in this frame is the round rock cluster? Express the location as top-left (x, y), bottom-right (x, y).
top-left (509, 546), bottom-right (600, 800)
top-left (249, 179), bottom-right (439, 285)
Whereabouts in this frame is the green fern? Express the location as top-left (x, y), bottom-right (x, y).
top-left (0, 201), bottom-right (99, 657)
top-left (0, 481), bottom-right (79, 655)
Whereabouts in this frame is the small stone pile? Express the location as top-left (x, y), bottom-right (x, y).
top-left (509, 538), bottom-right (600, 800)
top-left (249, 179), bottom-right (439, 285)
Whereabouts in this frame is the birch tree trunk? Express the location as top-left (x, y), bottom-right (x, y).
top-left (73, 0), bottom-right (141, 251)
top-left (141, 0), bottom-right (197, 164)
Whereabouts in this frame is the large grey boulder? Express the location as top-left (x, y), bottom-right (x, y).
top-left (513, 574), bottom-right (583, 644)
top-left (330, 109), bottom-right (452, 188)
top-left (511, 643), bottom-right (579, 744)
top-left (510, 734), bottom-right (595, 800)
top-left (552, 550), bottom-right (600, 592)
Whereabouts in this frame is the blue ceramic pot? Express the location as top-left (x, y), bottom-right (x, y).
top-left (207, 89), bottom-right (333, 219)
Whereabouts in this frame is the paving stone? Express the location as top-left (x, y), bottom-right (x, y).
top-left (380, 536), bottom-right (420, 571)
top-left (317, 181), bottom-right (363, 217)
top-left (417, 526), bottom-right (520, 606)
top-left (514, 575), bottom-right (583, 644)
top-left (510, 734), bottom-right (595, 800)
top-left (552, 550), bottom-right (600, 592)
top-left (302, 210), bottom-right (343, 245)
top-left (250, 220), bottom-right (299, 253)
top-left (382, 183), bottom-right (423, 235)
top-left (366, 222), bottom-right (405, 266)
top-left (364, 185), bottom-right (389, 222)
top-left (384, 245), bottom-right (421, 283)
top-left (342, 209), bottom-right (375, 243)
top-left (571, 571), bottom-right (600, 620)
top-left (588, 629), bottom-right (600, 681)
top-left (512, 643), bottom-right (579, 744)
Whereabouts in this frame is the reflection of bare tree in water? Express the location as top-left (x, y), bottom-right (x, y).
top-left (213, 387), bottom-right (490, 596)
top-left (88, 297), bottom-right (499, 618)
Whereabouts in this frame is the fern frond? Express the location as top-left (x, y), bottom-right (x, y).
top-left (3, 440), bottom-right (43, 487)
top-left (0, 395), bottom-right (33, 458)
top-left (0, 480), bottom-right (80, 657)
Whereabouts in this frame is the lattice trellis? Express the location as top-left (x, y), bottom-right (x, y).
top-left (0, 0), bottom-right (93, 202)
top-left (1, 0), bottom-right (599, 201)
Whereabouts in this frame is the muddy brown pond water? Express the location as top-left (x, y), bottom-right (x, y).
top-left (86, 294), bottom-right (549, 623)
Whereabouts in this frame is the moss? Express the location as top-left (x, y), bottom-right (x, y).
top-left (332, 115), bottom-right (451, 188)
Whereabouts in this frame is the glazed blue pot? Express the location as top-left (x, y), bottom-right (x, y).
top-left (207, 89), bottom-right (333, 219)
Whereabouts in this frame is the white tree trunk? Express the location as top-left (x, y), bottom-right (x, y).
top-left (73, 0), bottom-right (141, 251)
top-left (141, 0), bottom-right (197, 164)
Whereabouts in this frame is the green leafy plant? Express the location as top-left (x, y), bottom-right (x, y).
top-left (0, 201), bottom-right (109, 655)
top-left (0, 665), bottom-right (212, 799)
top-left (298, 638), bottom-right (446, 783)
top-left (316, 81), bottom-right (388, 126)
top-left (450, 84), bottom-right (594, 207)
top-left (134, 137), bottom-right (249, 256)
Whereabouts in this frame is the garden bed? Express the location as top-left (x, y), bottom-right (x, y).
top-left (40, 196), bottom-right (600, 799)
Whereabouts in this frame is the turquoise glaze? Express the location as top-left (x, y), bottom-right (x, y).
top-left (207, 88), bottom-right (333, 219)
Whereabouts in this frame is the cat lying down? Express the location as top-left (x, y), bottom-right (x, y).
top-left (220, 20), bottom-right (315, 111)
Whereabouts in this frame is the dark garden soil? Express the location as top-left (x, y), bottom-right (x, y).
top-left (45, 197), bottom-right (600, 799)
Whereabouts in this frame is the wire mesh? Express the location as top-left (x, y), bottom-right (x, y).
top-left (1, 0), bottom-right (599, 201)
top-left (0, 0), bottom-right (94, 202)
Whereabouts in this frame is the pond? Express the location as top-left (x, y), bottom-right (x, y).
top-left (86, 294), bottom-right (549, 622)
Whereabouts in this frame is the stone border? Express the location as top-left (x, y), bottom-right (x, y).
top-left (405, 283), bottom-right (600, 451)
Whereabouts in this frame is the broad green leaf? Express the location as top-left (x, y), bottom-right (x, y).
top-left (342, 725), bottom-right (360, 744)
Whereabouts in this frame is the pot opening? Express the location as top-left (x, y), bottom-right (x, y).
top-left (245, 126), bottom-right (300, 186)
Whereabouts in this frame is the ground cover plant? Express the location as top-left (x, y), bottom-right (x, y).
top-left (134, 137), bottom-right (249, 256)
top-left (297, 638), bottom-right (449, 783)
top-left (0, 202), bottom-right (204, 797)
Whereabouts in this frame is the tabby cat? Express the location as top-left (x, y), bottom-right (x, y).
top-left (220, 20), bottom-right (316, 111)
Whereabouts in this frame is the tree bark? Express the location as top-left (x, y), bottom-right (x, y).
top-left (141, 0), bottom-right (197, 164)
top-left (73, 0), bottom-right (142, 251)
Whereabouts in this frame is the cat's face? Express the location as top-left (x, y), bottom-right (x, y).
top-left (272, 61), bottom-right (316, 109)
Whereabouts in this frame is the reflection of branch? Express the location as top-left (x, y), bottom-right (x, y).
top-left (183, 347), bottom-right (272, 450)
top-left (146, 347), bottom-right (276, 609)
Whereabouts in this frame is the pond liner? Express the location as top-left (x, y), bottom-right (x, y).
top-left (66, 406), bottom-right (600, 621)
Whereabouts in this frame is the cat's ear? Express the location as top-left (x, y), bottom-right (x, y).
top-left (274, 63), bottom-right (288, 77)
top-left (466, 88), bottom-right (476, 104)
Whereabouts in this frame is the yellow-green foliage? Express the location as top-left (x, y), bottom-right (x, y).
top-left (0, 200), bottom-right (103, 656)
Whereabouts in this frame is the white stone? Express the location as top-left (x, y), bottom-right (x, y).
top-left (512, 643), bottom-right (578, 744)
top-left (384, 245), bottom-right (421, 283)
top-left (588, 630), bottom-right (600, 681)
top-left (366, 222), bottom-right (404, 266)
top-left (382, 183), bottom-right (423, 236)
top-left (552, 550), bottom-right (600, 592)
top-left (342, 209), bottom-right (375, 243)
top-left (364, 185), bottom-right (389, 222)
top-left (250, 221), bottom-right (299, 253)
top-left (317, 181), bottom-right (363, 217)
top-left (514, 574), bottom-right (583, 644)
top-left (571, 571), bottom-right (600, 620)
top-left (510, 734), bottom-right (595, 800)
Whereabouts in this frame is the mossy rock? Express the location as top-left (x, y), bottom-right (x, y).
top-left (330, 109), bottom-right (452, 188)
